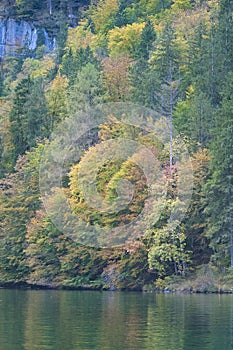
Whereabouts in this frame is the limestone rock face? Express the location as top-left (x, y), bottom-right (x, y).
top-left (0, 18), bottom-right (55, 57)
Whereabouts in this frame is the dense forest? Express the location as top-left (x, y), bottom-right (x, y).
top-left (0, 0), bottom-right (232, 291)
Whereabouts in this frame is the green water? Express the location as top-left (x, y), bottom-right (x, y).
top-left (0, 289), bottom-right (232, 350)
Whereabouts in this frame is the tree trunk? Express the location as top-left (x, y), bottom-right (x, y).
top-left (230, 214), bottom-right (233, 266)
top-left (169, 60), bottom-right (173, 170)
top-left (47, 0), bottom-right (52, 15)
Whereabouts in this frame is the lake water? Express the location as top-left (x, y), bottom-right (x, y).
top-left (0, 289), bottom-right (232, 350)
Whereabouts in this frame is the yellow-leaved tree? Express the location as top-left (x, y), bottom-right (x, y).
top-left (46, 73), bottom-right (69, 129)
top-left (89, 0), bottom-right (119, 34)
top-left (108, 22), bottom-right (145, 57)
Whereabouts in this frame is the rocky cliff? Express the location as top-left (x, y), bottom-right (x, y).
top-left (0, 1), bottom-right (89, 58)
top-left (0, 18), bottom-right (55, 57)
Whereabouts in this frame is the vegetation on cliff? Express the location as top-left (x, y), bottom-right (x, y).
top-left (0, 0), bottom-right (232, 291)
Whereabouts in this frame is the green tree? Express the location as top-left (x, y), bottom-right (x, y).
top-left (217, 0), bottom-right (233, 75)
top-left (147, 163), bottom-right (191, 277)
top-left (191, 22), bottom-right (221, 106)
top-left (130, 61), bottom-right (159, 109)
top-left (136, 19), bottom-right (156, 60)
top-left (0, 145), bottom-right (43, 284)
top-left (61, 47), bottom-right (98, 85)
top-left (114, 0), bottom-right (138, 27)
top-left (25, 210), bottom-right (63, 285)
top-left (174, 88), bottom-right (214, 148)
top-left (9, 76), bottom-right (48, 162)
top-left (184, 149), bottom-right (211, 265)
top-left (68, 62), bottom-right (104, 114)
top-left (204, 73), bottom-right (233, 267)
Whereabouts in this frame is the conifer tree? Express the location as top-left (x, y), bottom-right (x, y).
top-left (9, 76), bottom-right (48, 162)
top-left (205, 73), bottom-right (233, 267)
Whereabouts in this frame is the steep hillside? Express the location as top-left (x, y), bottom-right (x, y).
top-left (0, 0), bottom-right (232, 292)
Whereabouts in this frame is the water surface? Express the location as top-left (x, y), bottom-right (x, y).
top-left (0, 289), bottom-right (232, 350)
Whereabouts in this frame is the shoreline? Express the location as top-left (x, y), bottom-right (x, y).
top-left (1, 264), bottom-right (233, 294)
top-left (1, 282), bottom-right (233, 294)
